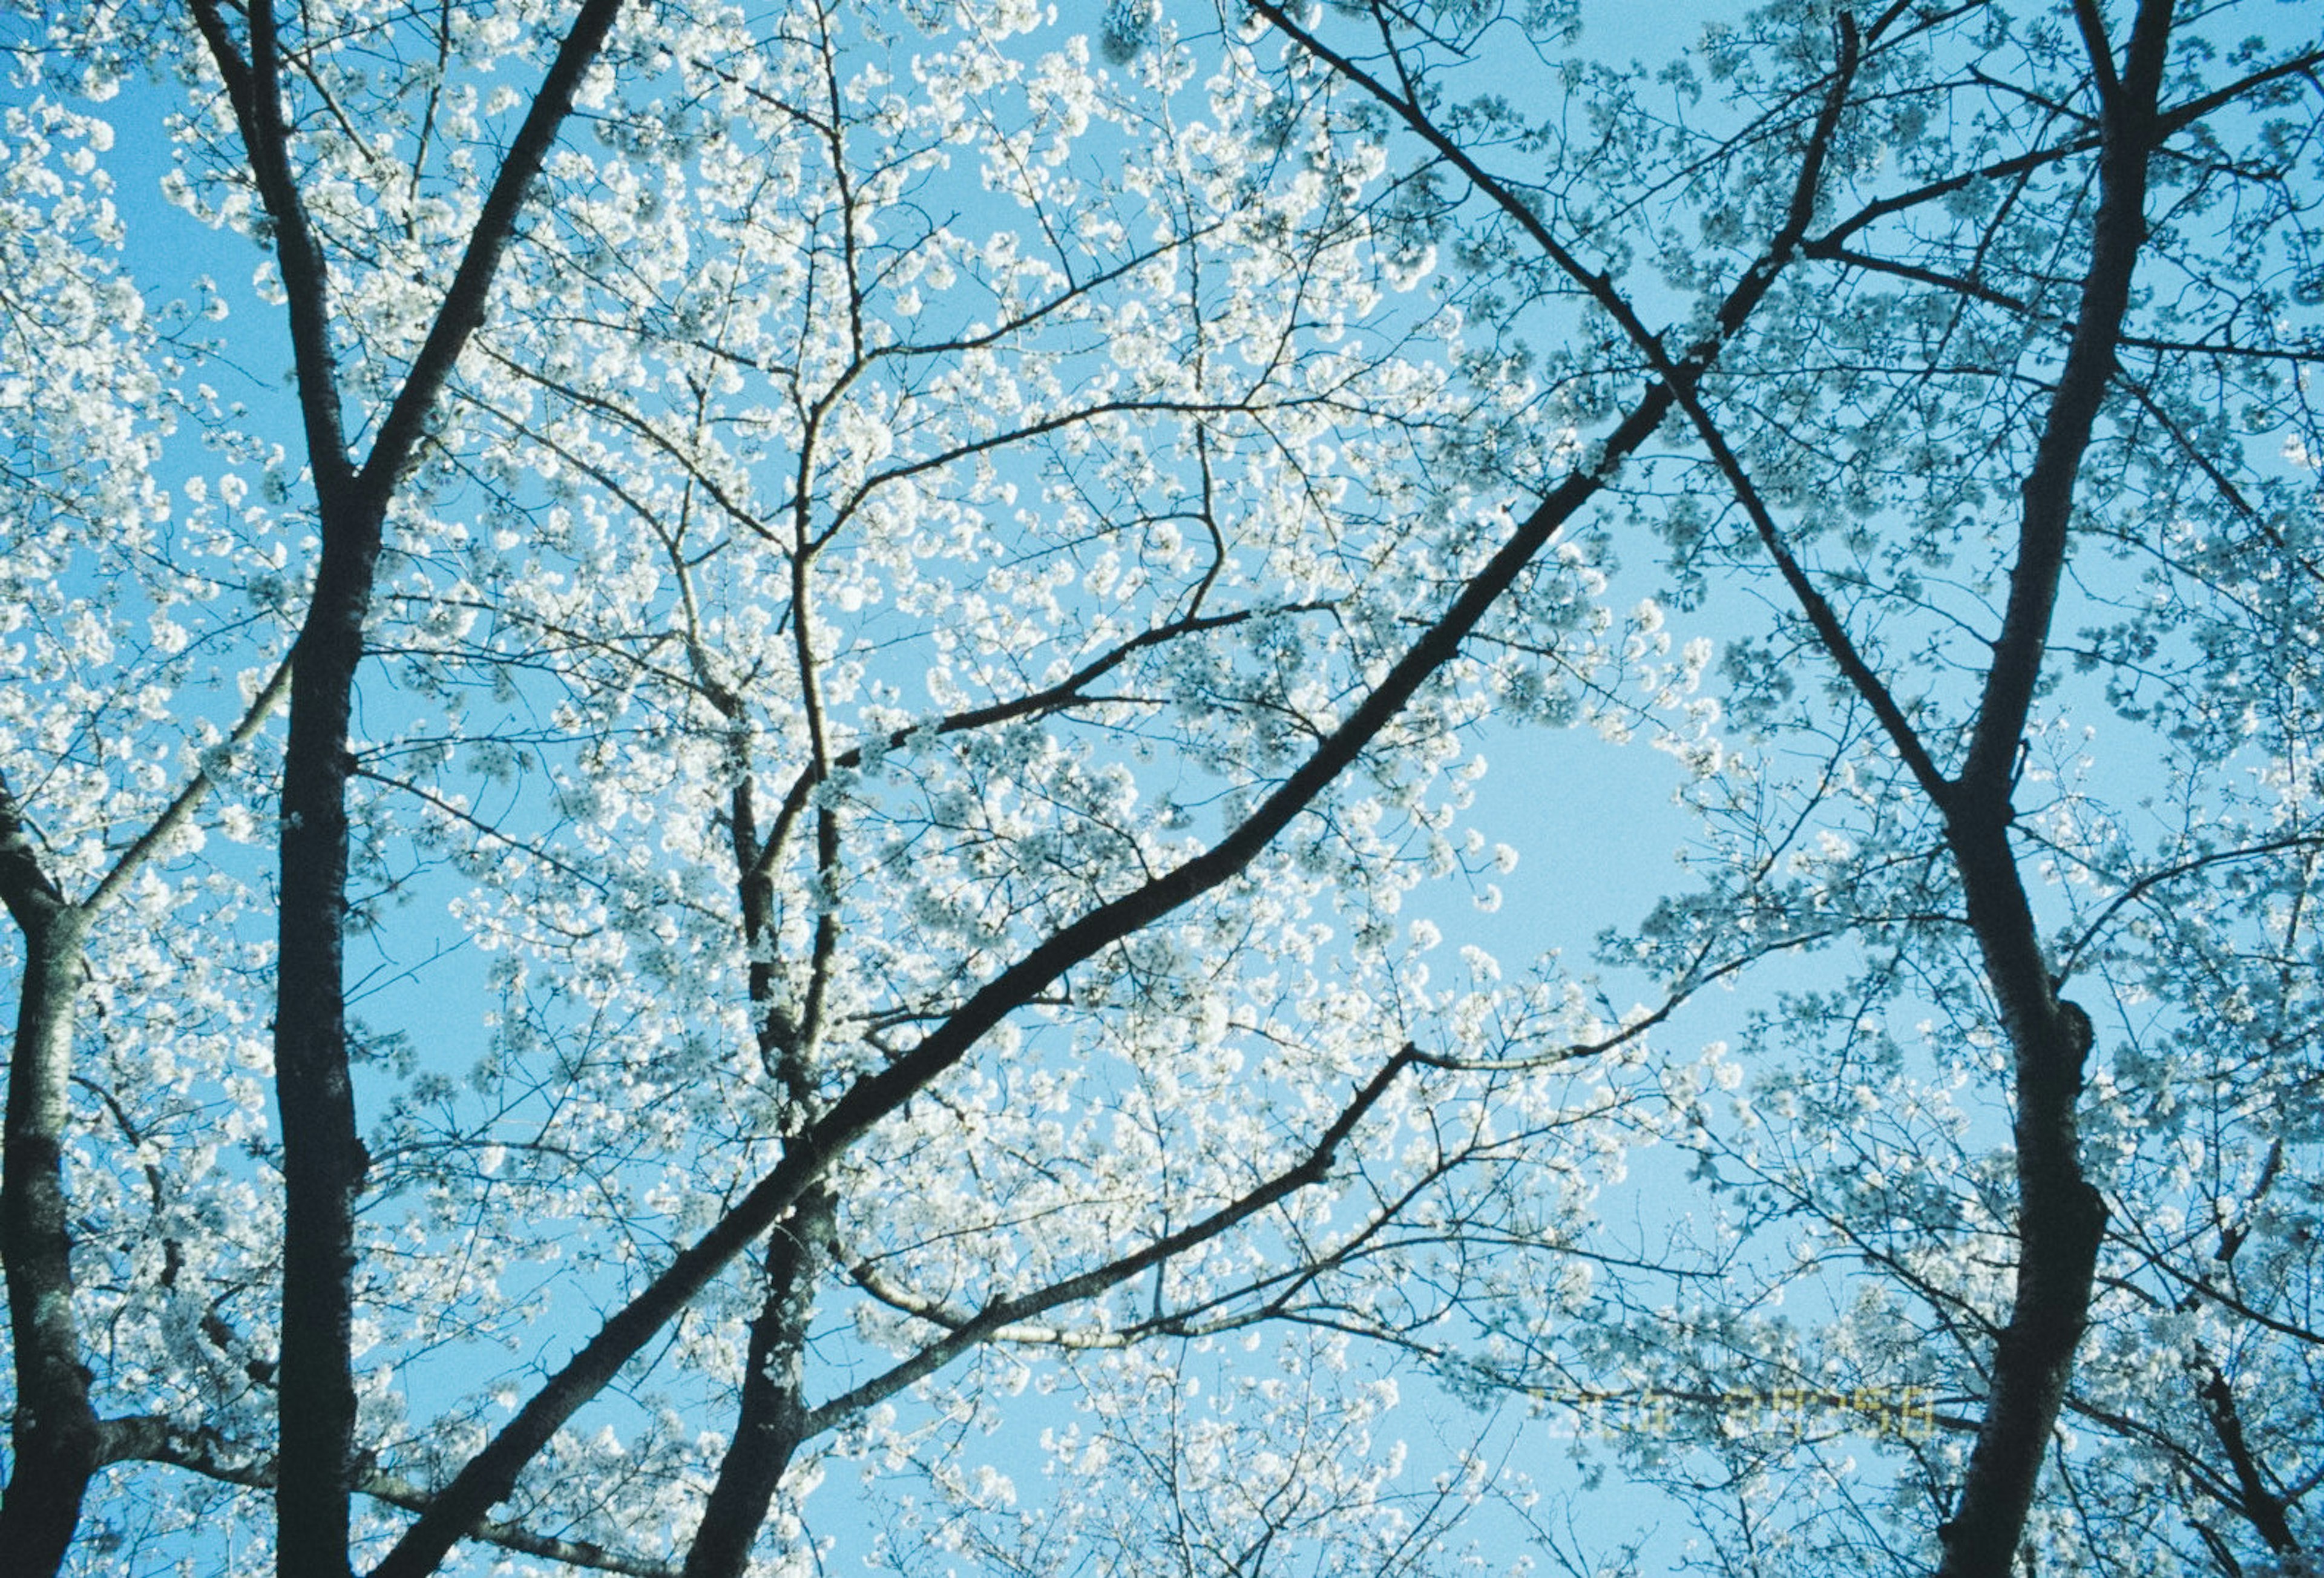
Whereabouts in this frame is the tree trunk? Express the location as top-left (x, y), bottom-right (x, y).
top-left (1936, 820), bottom-right (2109, 1578)
top-left (180, 1), bottom-right (630, 1567)
top-left (272, 518), bottom-right (381, 1578)
top-left (1934, 2), bottom-right (2171, 1570)
top-left (681, 1185), bottom-right (835, 1578)
top-left (0, 891), bottom-right (100, 1578)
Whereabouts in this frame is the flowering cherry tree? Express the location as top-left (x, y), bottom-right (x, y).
top-left (1255, 0), bottom-right (2324, 1573)
top-left (0, 1), bottom-right (1765, 1573)
top-left (5, 1), bottom-right (2318, 1576)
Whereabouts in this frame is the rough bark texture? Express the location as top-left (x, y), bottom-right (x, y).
top-left (0, 837), bottom-right (98, 1578)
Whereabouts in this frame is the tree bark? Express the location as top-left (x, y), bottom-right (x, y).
top-left (0, 804), bottom-right (99, 1578)
top-left (681, 1185), bottom-right (833, 1578)
top-left (684, 760), bottom-right (836, 1578)
top-left (183, 2), bottom-right (369, 1556)
top-left (186, 1), bottom-right (629, 1570)
top-left (2201, 1366), bottom-right (2302, 1559)
top-left (1934, 2), bottom-right (2171, 1572)
top-left (1933, 830), bottom-right (2109, 1578)
top-left (273, 516), bottom-right (380, 1578)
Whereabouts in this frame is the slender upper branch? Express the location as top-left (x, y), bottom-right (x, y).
top-left (87, 654), bottom-right (294, 914)
top-left (1654, 354), bottom-right (1951, 803)
top-left (187, 0), bottom-right (358, 512)
top-left (1952, 0), bottom-right (2172, 808)
top-left (799, 1045), bottom-right (1420, 1433)
top-left (355, 0), bottom-right (629, 508)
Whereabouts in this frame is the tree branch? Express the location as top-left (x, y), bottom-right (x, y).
top-left (86, 653), bottom-right (294, 914)
top-left (799, 1044), bottom-right (1420, 1434)
top-left (0, 870), bottom-right (98, 1576)
top-left (367, 217), bottom-right (1774, 1574)
top-left (104, 1419), bottom-right (683, 1578)
top-left (1935, 3), bottom-right (2175, 1573)
top-left (2200, 1366), bottom-right (2303, 1558)
top-left (355, 0), bottom-right (629, 510)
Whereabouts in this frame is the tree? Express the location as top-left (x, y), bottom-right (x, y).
top-left (0, 1), bottom-right (1787, 1573)
top-left (3, 4), bottom-right (2317, 1578)
top-left (1241, 1), bottom-right (2323, 1573)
